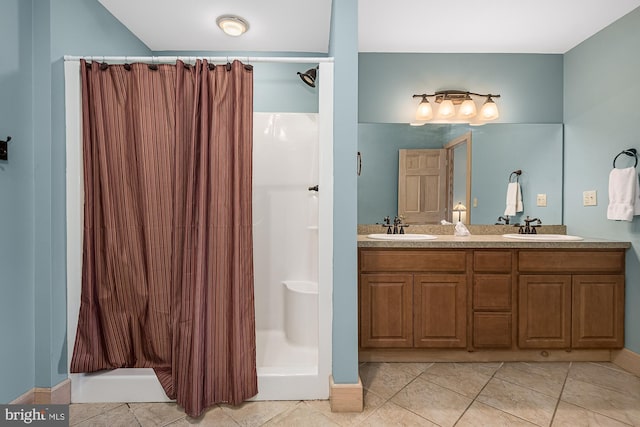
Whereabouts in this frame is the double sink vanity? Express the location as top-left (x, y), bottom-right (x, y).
top-left (357, 225), bottom-right (630, 363)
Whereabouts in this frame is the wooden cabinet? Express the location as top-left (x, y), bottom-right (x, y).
top-left (358, 247), bottom-right (626, 355)
top-left (517, 250), bottom-right (625, 350)
top-left (358, 249), bottom-right (467, 349)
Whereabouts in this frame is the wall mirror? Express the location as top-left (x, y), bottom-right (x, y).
top-left (358, 123), bottom-right (563, 225)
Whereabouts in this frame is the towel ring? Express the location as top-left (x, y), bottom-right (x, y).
top-left (509, 170), bottom-right (522, 183)
top-left (613, 148), bottom-right (638, 168)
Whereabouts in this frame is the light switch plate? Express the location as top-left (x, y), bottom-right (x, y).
top-left (536, 193), bottom-right (547, 207)
top-left (583, 190), bottom-right (597, 206)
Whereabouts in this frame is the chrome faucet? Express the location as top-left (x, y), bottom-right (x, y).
top-left (516, 216), bottom-right (541, 234)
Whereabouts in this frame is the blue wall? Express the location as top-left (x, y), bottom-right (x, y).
top-left (564, 6), bottom-right (640, 353)
top-left (0, 0), bottom-right (35, 403)
top-left (359, 53), bottom-right (564, 124)
top-left (329, 0), bottom-right (359, 384)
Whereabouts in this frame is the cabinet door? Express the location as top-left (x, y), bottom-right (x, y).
top-left (572, 275), bottom-right (624, 348)
top-left (518, 275), bottom-right (571, 348)
top-left (359, 274), bottom-right (413, 348)
top-left (414, 274), bottom-right (467, 348)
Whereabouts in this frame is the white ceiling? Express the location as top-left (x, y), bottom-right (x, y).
top-left (99, 0), bottom-right (640, 54)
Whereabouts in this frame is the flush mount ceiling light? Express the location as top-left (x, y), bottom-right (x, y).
top-left (216, 14), bottom-right (249, 37)
top-left (412, 90), bottom-right (501, 124)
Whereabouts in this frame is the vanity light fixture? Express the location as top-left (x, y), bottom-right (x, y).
top-left (412, 90), bottom-right (501, 124)
top-left (216, 14), bottom-right (250, 37)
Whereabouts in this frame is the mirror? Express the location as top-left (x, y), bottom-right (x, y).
top-left (358, 123), bottom-right (563, 225)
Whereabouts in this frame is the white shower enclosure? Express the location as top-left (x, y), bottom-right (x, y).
top-left (65, 58), bottom-right (333, 403)
top-left (252, 112), bottom-right (328, 399)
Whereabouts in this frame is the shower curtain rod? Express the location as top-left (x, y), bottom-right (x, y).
top-left (64, 55), bottom-right (333, 64)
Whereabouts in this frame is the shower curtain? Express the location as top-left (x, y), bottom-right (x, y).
top-left (70, 59), bottom-right (257, 417)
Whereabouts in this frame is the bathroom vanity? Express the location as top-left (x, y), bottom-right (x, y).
top-left (357, 234), bottom-right (630, 362)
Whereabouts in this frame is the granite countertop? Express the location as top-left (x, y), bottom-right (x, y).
top-left (356, 224), bottom-right (631, 249)
top-left (357, 233), bottom-right (631, 249)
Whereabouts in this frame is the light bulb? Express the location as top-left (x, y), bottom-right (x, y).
top-left (437, 99), bottom-right (456, 119)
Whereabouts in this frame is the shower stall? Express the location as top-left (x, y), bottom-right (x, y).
top-left (65, 58), bottom-right (333, 402)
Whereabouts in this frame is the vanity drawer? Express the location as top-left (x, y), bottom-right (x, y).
top-left (473, 312), bottom-right (512, 348)
top-left (518, 250), bottom-right (624, 273)
top-left (474, 250), bottom-right (512, 272)
top-left (359, 249), bottom-right (467, 273)
top-left (473, 274), bottom-right (512, 310)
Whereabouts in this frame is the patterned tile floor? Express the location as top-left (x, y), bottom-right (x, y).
top-left (70, 361), bottom-right (640, 426)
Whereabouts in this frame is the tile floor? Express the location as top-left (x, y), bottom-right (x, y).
top-left (70, 361), bottom-right (640, 426)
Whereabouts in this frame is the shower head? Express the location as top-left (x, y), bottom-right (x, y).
top-left (297, 66), bottom-right (318, 88)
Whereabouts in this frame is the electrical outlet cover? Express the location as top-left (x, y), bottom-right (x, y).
top-left (583, 190), bottom-right (597, 206)
top-left (536, 194), bottom-right (547, 207)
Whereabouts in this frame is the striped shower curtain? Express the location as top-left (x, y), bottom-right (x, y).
top-left (70, 59), bottom-right (257, 417)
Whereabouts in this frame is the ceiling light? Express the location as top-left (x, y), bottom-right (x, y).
top-left (411, 90), bottom-right (501, 124)
top-left (216, 15), bottom-right (249, 37)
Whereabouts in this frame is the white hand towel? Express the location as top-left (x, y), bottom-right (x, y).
top-left (504, 182), bottom-right (523, 216)
top-left (607, 167), bottom-right (640, 221)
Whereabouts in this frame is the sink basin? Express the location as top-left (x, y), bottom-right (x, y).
top-left (502, 233), bottom-right (584, 241)
top-left (367, 233), bottom-right (438, 241)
